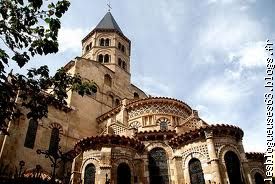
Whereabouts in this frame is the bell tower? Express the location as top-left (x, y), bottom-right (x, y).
top-left (81, 12), bottom-right (131, 74)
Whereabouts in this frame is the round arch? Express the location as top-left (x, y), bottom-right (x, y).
top-left (188, 158), bottom-right (206, 184)
top-left (183, 152), bottom-right (207, 169)
top-left (218, 145), bottom-right (246, 184)
top-left (104, 74), bottom-right (112, 87)
top-left (94, 49), bottom-right (112, 59)
top-left (250, 168), bottom-right (265, 184)
top-left (224, 151), bottom-right (243, 184)
top-left (148, 147), bottom-right (169, 184)
top-left (112, 158), bottom-right (134, 184)
top-left (97, 34), bottom-right (112, 41)
top-left (117, 163), bottom-right (131, 184)
top-left (83, 163), bottom-right (96, 184)
top-left (182, 152), bottom-right (207, 184)
top-left (146, 142), bottom-right (173, 157)
top-left (218, 144), bottom-right (242, 162)
top-left (49, 122), bottom-right (63, 134)
top-left (81, 157), bottom-right (100, 184)
top-left (254, 172), bottom-right (265, 184)
top-left (250, 168), bottom-right (265, 178)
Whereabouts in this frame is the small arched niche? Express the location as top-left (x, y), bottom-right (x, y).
top-left (104, 74), bottom-right (112, 87)
top-left (134, 92), bottom-right (139, 99)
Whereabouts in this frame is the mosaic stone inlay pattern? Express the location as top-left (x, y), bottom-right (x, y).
top-left (182, 119), bottom-right (202, 129)
top-left (182, 144), bottom-right (210, 161)
top-left (156, 117), bottom-right (171, 125)
top-left (128, 103), bottom-right (190, 119)
top-left (110, 123), bottom-right (127, 134)
top-left (129, 121), bottom-right (142, 129)
top-left (214, 143), bottom-right (223, 155)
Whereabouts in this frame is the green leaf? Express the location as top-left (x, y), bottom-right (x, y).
top-left (45, 18), bottom-right (50, 24)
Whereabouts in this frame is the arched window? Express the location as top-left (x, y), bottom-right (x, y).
top-left (121, 45), bottom-right (125, 53)
top-left (118, 58), bottom-right (122, 67)
top-left (100, 38), bottom-right (104, 46)
top-left (122, 61), bottom-right (126, 70)
top-left (148, 148), bottom-right (169, 184)
top-left (189, 158), bottom-right (205, 184)
top-left (118, 42), bottom-right (121, 50)
top-left (85, 43), bottom-right (92, 52)
top-left (85, 45), bottom-right (89, 52)
top-left (24, 119), bottom-right (38, 149)
top-left (254, 172), bottom-right (264, 184)
top-left (104, 54), bottom-right (110, 63)
top-left (105, 38), bottom-right (110, 46)
top-left (84, 164), bottom-right (96, 184)
top-left (89, 85), bottom-right (97, 98)
top-left (224, 151), bottom-right (243, 184)
top-left (160, 121), bottom-right (168, 131)
top-left (98, 54), bottom-right (103, 63)
top-left (117, 163), bottom-right (131, 184)
top-left (115, 99), bottom-right (120, 106)
top-left (48, 127), bottom-right (60, 156)
top-left (134, 92), bottom-right (139, 99)
top-left (104, 74), bottom-right (112, 87)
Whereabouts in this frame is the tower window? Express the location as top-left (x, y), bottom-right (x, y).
top-left (105, 38), bottom-right (110, 46)
top-left (100, 38), bottom-right (105, 46)
top-left (115, 99), bottom-right (120, 106)
top-left (118, 58), bottom-right (122, 67)
top-left (85, 45), bottom-right (89, 52)
top-left (104, 54), bottom-right (110, 63)
top-left (122, 61), bottom-right (126, 70)
top-left (108, 94), bottom-right (114, 107)
top-left (48, 127), bottom-right (60, 156)
top-left (121, 45), bottom-right (125, 53)
top-left (98, 54), bottom-right (103, 63)
top-left (104, 74), bottom-right (112, 87)
top-left (134, 92), bottom-right (139, 99)
top-left (118, 42), bottom-right (121, 50)
top-left (24, 119), bottom-right (38, 149)
top-left (85, 42), bottom-right (92, 52)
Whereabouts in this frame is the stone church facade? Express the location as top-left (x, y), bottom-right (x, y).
top-left (0, 12), bottom-right (266, 184)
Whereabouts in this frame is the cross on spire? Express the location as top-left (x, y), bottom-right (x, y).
top-left (107, 0), bottom-right (112, 12)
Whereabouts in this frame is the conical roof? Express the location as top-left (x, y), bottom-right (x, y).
top-left (95, 12), bottom-right (123, 34)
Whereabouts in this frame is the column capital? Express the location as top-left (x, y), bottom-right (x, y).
top-left (204, 129), bottom-right (213, 139)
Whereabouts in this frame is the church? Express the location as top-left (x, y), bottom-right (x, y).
top-left (0, 11), bottom-right (266, 184)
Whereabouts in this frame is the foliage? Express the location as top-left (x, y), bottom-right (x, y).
top-left (0, 0), bottom-right (96, 134)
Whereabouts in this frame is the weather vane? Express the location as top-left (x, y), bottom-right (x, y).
top-left (107, 0), bottom-right (112, 12)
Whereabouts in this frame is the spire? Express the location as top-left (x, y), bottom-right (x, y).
top-left (94, 12), bottom-right (123, 34)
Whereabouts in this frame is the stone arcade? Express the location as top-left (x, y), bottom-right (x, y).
top-left (0, 11), bottom-right (266, 184)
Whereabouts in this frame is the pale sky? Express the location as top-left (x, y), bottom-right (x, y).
top-left (10, 0), bottom-right (275, 152)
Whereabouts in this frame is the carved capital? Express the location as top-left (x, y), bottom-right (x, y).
top-left (204, 129), bottom-right (213, 139)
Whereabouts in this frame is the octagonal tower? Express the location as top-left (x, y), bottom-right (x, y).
top-left (81, 12), bottom-right (131, 76)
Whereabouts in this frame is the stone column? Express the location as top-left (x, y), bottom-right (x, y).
top-left (205, 129), bottom-right (222, 184)
top-left (100, 147), bottom-right (112, 184)
top-left (142, 155), bottom-right (149, 184)
top-left (100, 166), bottom-right (112, 184)
top-left (237, 139), bottom-right (253, 184)
top-left (70, 153), bottom-right (83, 184)
top-left (172, 156), bottom-right (185, 184)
